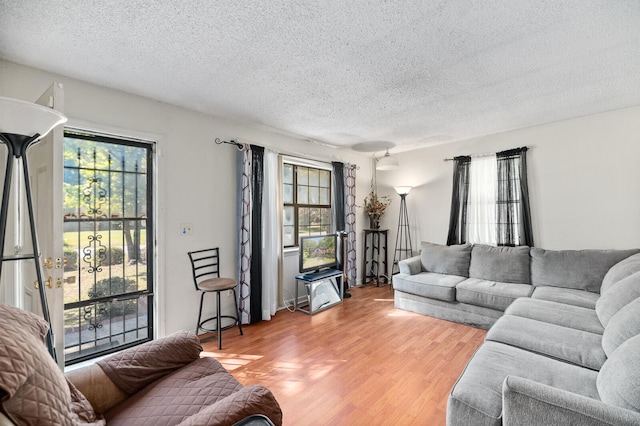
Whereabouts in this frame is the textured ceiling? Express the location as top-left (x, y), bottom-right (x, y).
top-left (1, 1), bottom-right (640, 153)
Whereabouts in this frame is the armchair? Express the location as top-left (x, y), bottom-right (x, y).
top-left (0, 304), bottom-right (282, 425)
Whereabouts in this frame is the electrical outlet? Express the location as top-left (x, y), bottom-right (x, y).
top-left (180, 223), bottom-right (193, 235)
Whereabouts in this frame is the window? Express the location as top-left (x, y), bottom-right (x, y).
top-left (447, 147), bottom-right (533, 247)
top-left (466, 155), bottom-right (498, 245)
top-left (283, 163), bottom-right (332, 247)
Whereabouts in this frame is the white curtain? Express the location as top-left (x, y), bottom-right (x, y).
top-left (467, 155), bottom-right (497, 245)
top-left (261, 150), bottom-right (279, 320)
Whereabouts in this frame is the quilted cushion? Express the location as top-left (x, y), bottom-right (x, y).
top-left (97, 330), bottom-right (202, 394)
top-left (104, 357), bottom-right (245, 425)
top-left (0, 304), bottom-right (73, 425)
top-left (177, 385), bottom-right (283, 426)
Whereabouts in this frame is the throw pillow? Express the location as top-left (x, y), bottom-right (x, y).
top-left (419, 241), bottom-right (471, 277)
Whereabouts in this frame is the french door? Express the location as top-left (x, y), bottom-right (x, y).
top-left (61, 131), bottom-right (154, 365)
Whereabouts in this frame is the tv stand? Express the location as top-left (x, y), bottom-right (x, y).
top-left (294, 269), bottom-right (343, 315)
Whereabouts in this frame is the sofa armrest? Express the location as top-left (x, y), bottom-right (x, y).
top-left (399, 255), bottom-right (422, 275)
top-left (177, 385), bottom-right (283, 426)
top-left (65, 363), bottom-right (127, 414)
top-left (96, 330), bottom-right (202, 394)
top-left (502, 376), bottom-right (640, 426)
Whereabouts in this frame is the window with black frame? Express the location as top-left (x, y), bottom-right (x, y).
top-left (283, 163), bottom-right (332, 247)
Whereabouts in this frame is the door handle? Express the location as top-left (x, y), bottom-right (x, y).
top-left (33, 277), bottom-right (53, 289)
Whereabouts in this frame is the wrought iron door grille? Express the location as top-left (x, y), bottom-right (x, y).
top-left (62, 131), bottom-right (154, 365)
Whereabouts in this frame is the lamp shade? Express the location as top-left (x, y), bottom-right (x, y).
top-left (0, 96), bottom-right (67, 140)
top-left (394, 186), bottom-right (412, 195)
top-left (376, 150), bottom-right (399, 171)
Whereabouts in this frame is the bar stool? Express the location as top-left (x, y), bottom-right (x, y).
top-left (188, 247), bottom-right (243, 349)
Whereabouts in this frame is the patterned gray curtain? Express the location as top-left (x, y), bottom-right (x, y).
top-left (237, 145), bottom-right (252, 324)
top-left (345, 164), bottom-right (357, 286)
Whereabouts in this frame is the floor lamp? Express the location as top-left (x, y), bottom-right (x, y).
top-left (392, 186), bottom-right (413, 275)
top-left (0, 96), bottom-right (67, 360)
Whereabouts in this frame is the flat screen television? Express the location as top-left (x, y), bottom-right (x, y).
top-left (299, 234), bottom-right (338, 273)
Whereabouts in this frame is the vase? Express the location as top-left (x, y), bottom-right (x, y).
top-left (369, 216), bottom-right (380, 229)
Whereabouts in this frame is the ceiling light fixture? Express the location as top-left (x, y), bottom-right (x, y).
top-left (376, 148), bottom-right (399, 171)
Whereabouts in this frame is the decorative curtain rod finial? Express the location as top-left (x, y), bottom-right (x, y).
top-left (214, 138), bottom-right (243, 150)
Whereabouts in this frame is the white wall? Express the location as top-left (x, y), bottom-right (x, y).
top-left (376, 106), bottom-right (640, 251)
top-left (0, 60), bottom-right (371, 337)
top-left (5, 58), bottom-right (637, 340)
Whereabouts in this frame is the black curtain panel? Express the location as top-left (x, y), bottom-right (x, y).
top-left (249, 145), bottom-right (264, 323)
top-left (496, 147), bottom-right (533, 247)
top-left (447, 156), bottom-right (471, 245)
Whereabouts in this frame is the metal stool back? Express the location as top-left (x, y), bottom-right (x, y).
top-left (188, 247), bottom-right (243, 349)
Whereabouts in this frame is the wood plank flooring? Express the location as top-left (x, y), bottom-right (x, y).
top-left (199, 285), bottom-right (486, 425)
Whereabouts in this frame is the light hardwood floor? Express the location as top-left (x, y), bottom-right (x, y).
top-left (199, 285), bottom-right (486, 425)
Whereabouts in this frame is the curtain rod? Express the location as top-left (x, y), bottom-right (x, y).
top-left (443, 146), bottom-right (529, 161)
top-left (215, 136), bottom-right (360, 169)
top-left (214, 138), bottom-right (244, 150)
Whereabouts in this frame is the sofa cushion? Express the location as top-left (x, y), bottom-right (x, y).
top-left (105, 357), bottom-right (244, 425)
top-left (455, 278), bottom-right (532, 311)
top-left (530, 248), bottom-right (639, 292)
top-left (504, 298), bottom-right (604, 334)
top-left (486, 315), bottom-right (605, 370)
top-left (601, 252), bottom-right (640, 294)
top-left (176, 385), bottom-right (283, 426)
top-left (531, 286), bottom-right (599, 309)
top-left (448, 341), bottom-right (599, 426)
top-left (597, 334), bottom-right (640, 412)
top-left (419, 241), bottom-right (471, 277)
top-left (393, 272), bottom-right (466, 302)
top-left (602, 297), bottom-right (640, 357)
top-left (0, 304), bottom-right (74, 425)
top-left (595, 271), bottom-right (640, 327)
top-left (469, 244), bottom-right (531, 284)
top-left (97, 330), bottom-right (202, 395)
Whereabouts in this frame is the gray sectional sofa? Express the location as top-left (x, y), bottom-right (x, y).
top-left (393, 242), bottom-right (640, 425)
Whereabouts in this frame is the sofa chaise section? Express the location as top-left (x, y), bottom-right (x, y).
top-left (447, 252), bottom-right (640, 425)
